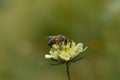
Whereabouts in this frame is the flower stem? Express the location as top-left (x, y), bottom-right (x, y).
top-left (65, 63), bottom-right (71, 80)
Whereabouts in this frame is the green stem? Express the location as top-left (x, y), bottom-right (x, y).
top-left (65, 63), bottom-right (71, 80)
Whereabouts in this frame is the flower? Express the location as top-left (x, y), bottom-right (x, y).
top-left (45, 35), bottom-right (88, 80)
top-left (45, 41), bottom-right (87, 62)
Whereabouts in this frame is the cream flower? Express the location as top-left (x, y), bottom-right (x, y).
top-left (45, 41), bottom-right (87, 62)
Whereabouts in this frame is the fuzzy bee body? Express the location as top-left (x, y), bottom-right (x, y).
top-left (48, 35), bottom-right (69, 47)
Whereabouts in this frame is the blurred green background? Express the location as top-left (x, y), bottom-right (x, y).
top-left (0, 0), bottom-right (120, 80)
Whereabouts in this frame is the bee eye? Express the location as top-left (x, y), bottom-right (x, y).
top-left (48, 40), bottom-right (53, 47)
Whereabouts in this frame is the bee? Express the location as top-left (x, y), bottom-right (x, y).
top-left (47, 35), bottom-right (69, 47)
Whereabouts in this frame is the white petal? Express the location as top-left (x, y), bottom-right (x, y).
top-left (45, 54), bottom-right (53, 59)
top-left (77, 43), bottom-right (83, 47)
top-left (58, 54), bottom-right (70, 61)
top-left (71, 41), bottom-right (76, 47)
top-left (82, 46), bottom-right (88, 52)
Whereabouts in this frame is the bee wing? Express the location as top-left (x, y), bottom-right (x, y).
top-left (46, 36), bottom-right (56, 39)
